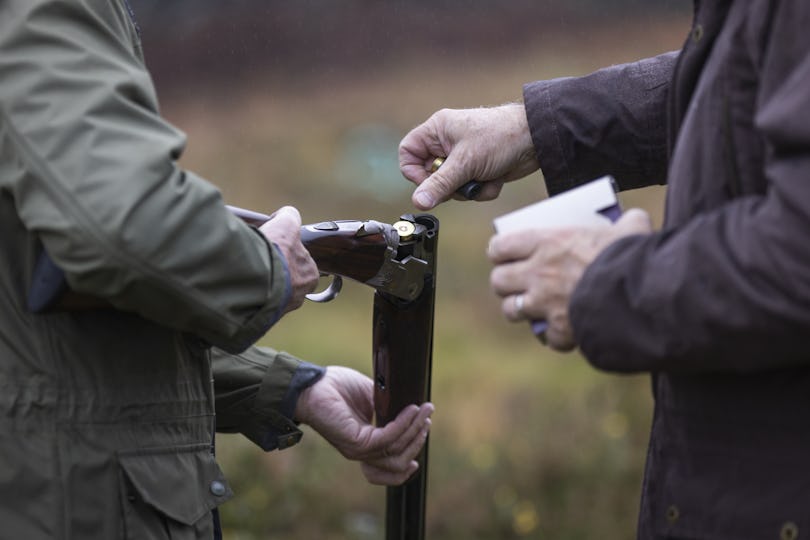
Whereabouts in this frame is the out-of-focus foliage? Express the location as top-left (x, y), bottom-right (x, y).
top-left (129, 1), bottom-right (690, 538)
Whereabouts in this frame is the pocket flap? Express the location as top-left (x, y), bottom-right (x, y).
top-left (118, 446), bottom-right (233, 526)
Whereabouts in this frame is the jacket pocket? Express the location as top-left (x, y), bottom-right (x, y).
top-left (117, 444), bottom-right (233, 540)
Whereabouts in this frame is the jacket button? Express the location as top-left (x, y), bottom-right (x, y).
top-left (781, 522), bottom-right (799, 540)
top-left (666, 505), bottom-right (680, 524)
top-left (210, 480), bottom-right (227, 497)
top-left (692, 23), bottom-right (704, 43)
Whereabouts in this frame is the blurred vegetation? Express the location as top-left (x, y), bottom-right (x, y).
top-left (133, 2), bottom-right (690, 538)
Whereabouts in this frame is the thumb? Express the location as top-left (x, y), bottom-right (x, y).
top-left (268, 205), bottom-right (303, 227)
top-left (412, 164), bottom-right (465, 210)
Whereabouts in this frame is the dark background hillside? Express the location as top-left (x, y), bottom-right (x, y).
top-left (131, 1), bottom-right (688, 92)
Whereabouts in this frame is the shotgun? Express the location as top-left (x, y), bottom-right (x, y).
top-left (29, 206), bottom-right (439, 540)
top-left (229, 206), bottom-right (438, 540)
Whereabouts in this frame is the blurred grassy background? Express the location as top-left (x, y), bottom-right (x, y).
top-left (134, 2), bottom-right (690, 538)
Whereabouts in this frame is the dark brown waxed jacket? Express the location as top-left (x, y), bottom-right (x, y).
top-left (524, 0), bottom-right (810, 538)
top-left (0, 1), bottom-right (316, 538)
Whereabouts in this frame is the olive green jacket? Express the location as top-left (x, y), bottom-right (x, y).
top-left (0, 1), bottom-right (312, 538)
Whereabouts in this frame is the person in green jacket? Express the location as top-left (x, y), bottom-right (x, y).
top-left (0, 1), bottom-right (433, 538)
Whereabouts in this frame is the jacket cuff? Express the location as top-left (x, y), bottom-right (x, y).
top-left (251, 354), bottom-right (325, 451)
top-left (523, 77), bottom-right (580, 196)
top-left (278, 361), bottom-right (327, 421)
top-left (212, 346), bottom-right (324, 451)
top-left (523, 54), bottom-right (675, 196)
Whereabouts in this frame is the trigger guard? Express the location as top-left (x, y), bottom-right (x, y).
top-left (306, 276), bottom-right (343, 303)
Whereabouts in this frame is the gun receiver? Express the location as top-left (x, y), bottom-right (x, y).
top-left (227, 206), bottom-right (429, 303)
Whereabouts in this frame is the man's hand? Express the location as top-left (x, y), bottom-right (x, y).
top-left (258, 206), bottom-right (319, 313)
top-left (398, 103), bottom-right (540, 210)
top-left (294, 366), bottom-right (435, 486)
top-left (488, 209), bottom-right (653, 350)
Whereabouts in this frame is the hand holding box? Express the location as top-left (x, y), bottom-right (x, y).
top-left (492, 176), bottom-right (622, 336)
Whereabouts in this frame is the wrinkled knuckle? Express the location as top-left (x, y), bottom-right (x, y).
top-left (487, 241), bottom-right (500, 262)
top-left (284, 208), bottom-right (303, 225)
top-left (489, 268), bottom-right (503, 290)
top-left (501, 298), bottom-right (515, 320)
top-left (430, 171), bottom-right (453, 191)
top-left (434, 108), bottom-right (454, 121)
top-left (397, 139), bottom-right (413, 161)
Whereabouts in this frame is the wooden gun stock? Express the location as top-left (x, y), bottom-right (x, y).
top-left (226, 206), bottom-right (397, 292)
top-left (300, 223), bottom-right (391, 283)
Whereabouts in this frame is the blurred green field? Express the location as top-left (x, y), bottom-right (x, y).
top-left (161, 13), bottom-right (687, 540)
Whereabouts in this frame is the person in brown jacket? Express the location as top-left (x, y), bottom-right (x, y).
top-left (0, 1), bottom-right (432, 538)
top-left (400, 0), bottom-right (810, 538)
